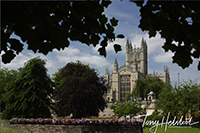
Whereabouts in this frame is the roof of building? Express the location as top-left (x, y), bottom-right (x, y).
top-left (148, 91), bottom-right (155, 95)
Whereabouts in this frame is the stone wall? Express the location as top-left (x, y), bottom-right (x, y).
top-left (1, 120), bottom-right (143, 133)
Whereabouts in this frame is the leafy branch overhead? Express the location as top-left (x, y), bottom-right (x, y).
top-left (131, 0), bottom-right (200, 70)
top-left (2, 1), bottom-right (199, 70)
top-left (2, 1), bottom-right (123, 63)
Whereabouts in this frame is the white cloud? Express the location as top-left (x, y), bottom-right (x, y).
top-left (1, 53), bottom-right (31, 69)
top-left (55, 47), bottom-right (111, 68)
top-left (153, 51), bottom-right (174, 63)
top-left (80, 55), bottom-right (110, 68)
top-left (106, 38), bottom-right (127, 54)
top-left (130, 33), bottom-right (165, 54)
top-left (53, 47), bottom-right (80, 56)
top-left (1, 52), bottom-right (57, 71)
top-left (92, 38), bottom-right (127, 55)
top-left (104, 1), bottom-right (140, 26)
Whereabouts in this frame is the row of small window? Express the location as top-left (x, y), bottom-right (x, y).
top-left (120, 98), bottom-right (126, 102)
top-left (120, 88), bottom-right (131, 91)
top-left (120, 82), bottom-right (131, 86)
top-left (120, 75), bottom-right (130, 78)
top-left (120, 92), bottom-right (130, 97)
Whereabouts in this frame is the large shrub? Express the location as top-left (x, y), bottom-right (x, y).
top-left (53, 61), bottom-right (107, 118)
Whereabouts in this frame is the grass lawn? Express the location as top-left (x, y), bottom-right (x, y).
top-left (0, 127), bottom-right (22, 133)
top-left (143, 124), bottom-right (200, 133)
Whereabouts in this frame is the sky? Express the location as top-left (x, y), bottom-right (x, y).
top-left (1, 1), bottom-right (200, 85)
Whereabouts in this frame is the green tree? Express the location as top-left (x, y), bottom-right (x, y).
top-left (110, 101), bottom-right (142, 119)
top-left (132, 1), bottom-right (200, 70)
top-left (155, 84), bottom-right (180, 119)
top-left (2, 1), bottom-right (123, 64)
top-left (133, 76), bottom-right (167, 100)
top-left (52, 61), bottom-right (107, 119)
top-left (155, 80), bottom-right (200, 119)
top-left (0, 68), bottom-right (19, 112)
top-left (178, 80), bottom-right (200, 119)
top-left (1, 57), bottom-right (54, 119)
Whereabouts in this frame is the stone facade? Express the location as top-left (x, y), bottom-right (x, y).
top-left (0, 120), bottom-right (143, 133)
top-left (105, 38), bottom-right (170, 103)
top-left (104, 38), bottom-right (170, 116)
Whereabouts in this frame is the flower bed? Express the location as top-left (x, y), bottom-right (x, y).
top-left (10, 118), bottom-right (143, 125)
top-left (55, 116), bottom-right (117, 120)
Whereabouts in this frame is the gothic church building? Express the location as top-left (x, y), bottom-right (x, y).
top-left (105, 38), bottom-right (170, 102)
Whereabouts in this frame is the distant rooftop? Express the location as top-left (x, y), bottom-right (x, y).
top-left (148, 91), bottom-right (155, 95)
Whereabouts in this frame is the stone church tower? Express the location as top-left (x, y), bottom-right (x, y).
top-left (105, 38), bottom-right (170, 102)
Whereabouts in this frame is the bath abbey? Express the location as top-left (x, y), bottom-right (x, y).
top-left (100, 38), bottom-right (170, 116)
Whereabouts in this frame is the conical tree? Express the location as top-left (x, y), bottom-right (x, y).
top-left (2, 57), bottom-right (54, 119)
top-left (53, 61), bottom-right (107, 119)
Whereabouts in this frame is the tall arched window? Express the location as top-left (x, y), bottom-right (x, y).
top-left (120, 75), bottom-right (131, 102)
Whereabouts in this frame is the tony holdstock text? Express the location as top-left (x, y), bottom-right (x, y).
top-left (138, 112), bottom-right (199, 133)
